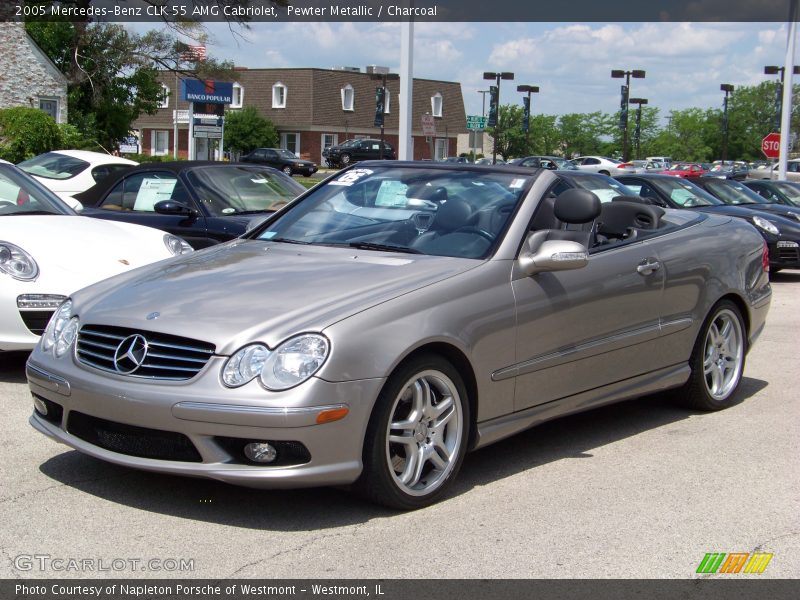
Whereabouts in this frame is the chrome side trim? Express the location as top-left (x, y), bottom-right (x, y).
top-left (26, 361), bottom-right (71, 396)
top-left (660, 317), bottom-right (693, 335)
top-left (492, 322), bottom-right (663, 381)
top-left (476, 363), bottom-right (691, 449)
top-left (172, 401), bottom-right (349, 428)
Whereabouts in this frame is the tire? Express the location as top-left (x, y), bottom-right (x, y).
top-left (340, 153), bottom-right (352, 165)
top-left (354, 354), bottom-right (470, 510)
top-left (599, 170), bottom-right (610, 176)
top-left (282, 166), bottom-right (293, 176)
top-left (681, 300), bottom-right (746, 411)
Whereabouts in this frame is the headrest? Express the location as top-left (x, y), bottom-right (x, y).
top-left (554, 188), bottom-right (602, 224)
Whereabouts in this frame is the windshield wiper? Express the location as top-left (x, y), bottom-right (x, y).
top-left (5, 210), bottom-right (60, 216)
top-left (348, 242), bottom-right (422, 254)
top-left (270, 237), bottom-right (311, 245)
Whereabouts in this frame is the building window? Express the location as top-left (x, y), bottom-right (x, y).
top-left (158, 84), bottom-right (170, 109)
top-left (151, 130), bottom-right (170, 156)
top-left (321, 133), bottom-right (337, 164)
top-left (341, 84), bottom-right (354, 111)
top-left (38, 98), bottom-right (59, 121)
top-left (431, 92), bottom-right (443, 118)
top-left (272, 82), bottom-right (286, 108)
top-left (281, 132), bottom-right (300, 156)
top-left (231, 82), bottom-right (244, 108)
top-left (435, 138), bottom-right (448, 161)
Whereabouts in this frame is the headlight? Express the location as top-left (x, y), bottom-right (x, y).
top-left (222, 334), bottom-right (330, 391)
top-left (55, 317), bottom-right (80, 358)
top-left (41, 300), bottom-right (72, 353)
top-left (0, 242), bottom-right (39, 280)
top-left (752, 215), bottom-right (780, 235)
top-left (164, 234), bottom-right (194, 255)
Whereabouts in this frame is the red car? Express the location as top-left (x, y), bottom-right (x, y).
top-left (664, 163), bottom-right (706, 178)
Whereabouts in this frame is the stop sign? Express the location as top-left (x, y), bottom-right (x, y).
top-left (762, 132), bottom-right (781, 159)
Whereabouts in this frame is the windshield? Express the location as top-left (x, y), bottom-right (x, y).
top-left (276, 149), bottom-right (299, 160)
top-left (0, 164), bottom-right (75, 215)
top-left (650, 178), bottom-right (720, 207)
top-left (702, 180), bottom-right (765, 205)
top-left (252, 166), bottom-right (533, 259)
top-left (185, 166), bottom-right (305, 215)
top-left (571, 175), bottom-right (634, 203)
top-left (17, 152), bottom-right (90, 180)
top-left (773, 182), bottom-right (800, 205)
top-left (670, 164), bottom-right (696, 171)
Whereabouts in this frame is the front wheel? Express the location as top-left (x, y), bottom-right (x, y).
top-left (282, 166), bottom-right (293, 176)
top-left (681, 300), bottom-right (746, 411)
top-left (354, 355), bottom-right (470, 510)
top-left (340, 153), bottom-right (352, 165)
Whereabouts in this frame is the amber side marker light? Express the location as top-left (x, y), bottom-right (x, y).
top-left (316, 407), bottom-right (350, 424)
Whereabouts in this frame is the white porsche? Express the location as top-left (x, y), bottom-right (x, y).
top-left (0, 161), bottom-right (192, 352)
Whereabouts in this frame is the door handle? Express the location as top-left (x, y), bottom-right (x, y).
top-left (637, 259), bottom-right (661, 275)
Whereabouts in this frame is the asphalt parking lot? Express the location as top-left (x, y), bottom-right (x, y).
top-left (1, 273), bottom-right (798, 580)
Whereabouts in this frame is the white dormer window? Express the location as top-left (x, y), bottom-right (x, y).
top-left (341, 84), bottom-right (354, 111)
top-left (231, 82), bottom-right (244, 108)
top-left (272, 82), bottom-right (287, 108)
top-left (431, 92), bottom-right (443, 117)
top-left (384, 90), bottom-right (391, 114)
top-left (158, 84), bottom-right (170, 109)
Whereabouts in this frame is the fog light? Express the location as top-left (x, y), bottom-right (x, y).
top-left (244, 442), bottom-right (277, 464)
top-left (33, 395), bottom-right (48, 416)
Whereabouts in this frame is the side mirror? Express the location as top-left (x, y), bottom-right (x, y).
top-left (154, 200), bottom-right (196, 216)
top-left (519, 236), bottom-right (589, 276)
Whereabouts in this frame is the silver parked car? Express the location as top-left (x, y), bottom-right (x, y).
top-left (573, 155), bottom-right (643, 175)
top-left (27, 163), bottom-right (772, 509)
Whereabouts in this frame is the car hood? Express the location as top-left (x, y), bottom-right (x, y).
top-left (0, 215), bottom-right (173, 290)
top-left (693, 205), bottom-right (800, 232)
top-left (71, 240), bottom-right (481, 354)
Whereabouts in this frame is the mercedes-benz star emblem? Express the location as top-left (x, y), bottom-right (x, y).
top-left (146, 312), bottom-right (160, 320)
top-left (113, 334), bottom-right (149, 374)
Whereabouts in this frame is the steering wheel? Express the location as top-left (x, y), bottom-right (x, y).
top-left (455, 226), bottom-right (495, 242)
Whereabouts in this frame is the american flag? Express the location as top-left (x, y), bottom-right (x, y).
top-left (180, 45), bottom-right (206, 62)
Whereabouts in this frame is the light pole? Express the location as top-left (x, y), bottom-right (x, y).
top-left (517, 84), bottom-right (539, 153)
top-left (483, 71), bottom-right (514, 165)
top-left (369, 70), bottom-right (399, 160)
top-left (764, 65), bottom-right (800, 132)
top-left (611, 69), bottom-right (645, 161)
top-left (475, 90), bottom-right (490, 158)
top-left (628, 98), bottom-right (648, 160)
top-left (720, 84), bottom-right (734, 162)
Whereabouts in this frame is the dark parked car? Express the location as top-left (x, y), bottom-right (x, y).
top-left (74, 162), bottom-right (306, 249)
top-left (692, 177), bottom-right (800, 223)
top-left (616, 173), bottom-right (800, 272)
top-left (743, 180), bottom-right (800, 208)
top-left (240, 148), bottom-right (318, 177)
top-left (509, 156), bottom-right (577, 170)
top-left (323, 138), bottom-right (396, 167)
top-left (703, 162), bottom-right (749, 181)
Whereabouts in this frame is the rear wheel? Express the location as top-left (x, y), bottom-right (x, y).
top-left (681, 300), bottom-right (746, 411)
top-left (282, 165), bottom-right (293, 176)
top-left (354, 354), bottom-right (469, 510)
top-left (340, 153), bottom-right (352, 165)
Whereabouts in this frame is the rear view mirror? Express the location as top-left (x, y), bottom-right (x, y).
top-left (519, 238), bottom-right (588, 276)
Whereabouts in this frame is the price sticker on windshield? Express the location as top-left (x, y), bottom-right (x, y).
top-left (330, 168), bottom-right (374, 186)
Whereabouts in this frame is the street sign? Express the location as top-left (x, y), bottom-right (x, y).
top-left (762, 132), bottom-right (781, 159)
top-left (421, 114), bottom-right (436, 136)
top-left (466, 115), bottom-right (487, 131)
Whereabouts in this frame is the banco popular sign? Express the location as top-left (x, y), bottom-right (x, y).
top-left (181, 80), bottom-right (233, 104)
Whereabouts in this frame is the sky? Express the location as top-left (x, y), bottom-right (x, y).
top-left (131, 21), bottom-right (799, 123)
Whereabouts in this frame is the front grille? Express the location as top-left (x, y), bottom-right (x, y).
top-left (777, 247), bottom-right (800, 262)
top-left (76, 325), bottom-right (215, 380)
top-left (19, 310), bottom-right (54, 336)
top-left (67, 411), bottom-right (202, 462)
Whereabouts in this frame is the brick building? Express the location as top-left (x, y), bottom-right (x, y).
top-left (133, 67), bottom-right (467, 163)
top-left (0, 22), bottom-right (68, 123)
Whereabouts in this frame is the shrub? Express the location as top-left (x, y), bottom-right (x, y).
top-left (0, 107), bottom-right (62, 162)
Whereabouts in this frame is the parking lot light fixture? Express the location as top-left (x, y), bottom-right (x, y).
top-left (629, 98), bottom-right (648, 160)
top-left (720, 84), bottom-right (735, 162)
top-left (611, 69), bottom-right (646, 161)
top-left (763, 65), bottom-right (800, 132)
top-left (483, 71), bottom-right (515, 165)
top-left (517, 85), bottom-right (540, 150)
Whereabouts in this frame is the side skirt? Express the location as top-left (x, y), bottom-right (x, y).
top-left (473, 363), bottom-right (690, 450)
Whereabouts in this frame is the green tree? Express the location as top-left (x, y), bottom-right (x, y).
top-left (224, 107), bottom-right (278, 157)
top-left (558, 112), bottom-right (613, 158)
top-left (0, 107), bottom-right (62, 162)
top-left (486, 104), bottom-right (529, 159)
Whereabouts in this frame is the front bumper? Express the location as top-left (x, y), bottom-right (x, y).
top-left (26, 355), bottom-right (385, 488)
top-left (768, 239), bottom-right (800, 268)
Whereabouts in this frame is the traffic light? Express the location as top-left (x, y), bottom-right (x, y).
top-left (374, 87), bottom-right (385, 128)
top-left (522, 96), bottom-right (530, 133)
top-left (487, 85), bottom-right (499, 127)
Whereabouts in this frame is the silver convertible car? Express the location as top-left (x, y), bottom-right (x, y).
top-left (27, 163), bottom-right (771, 509)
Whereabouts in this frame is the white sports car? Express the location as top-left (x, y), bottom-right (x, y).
top-left (0, 161), bottom-right (192, 352)
top-left (17, 150), bottom-right (137, 210)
